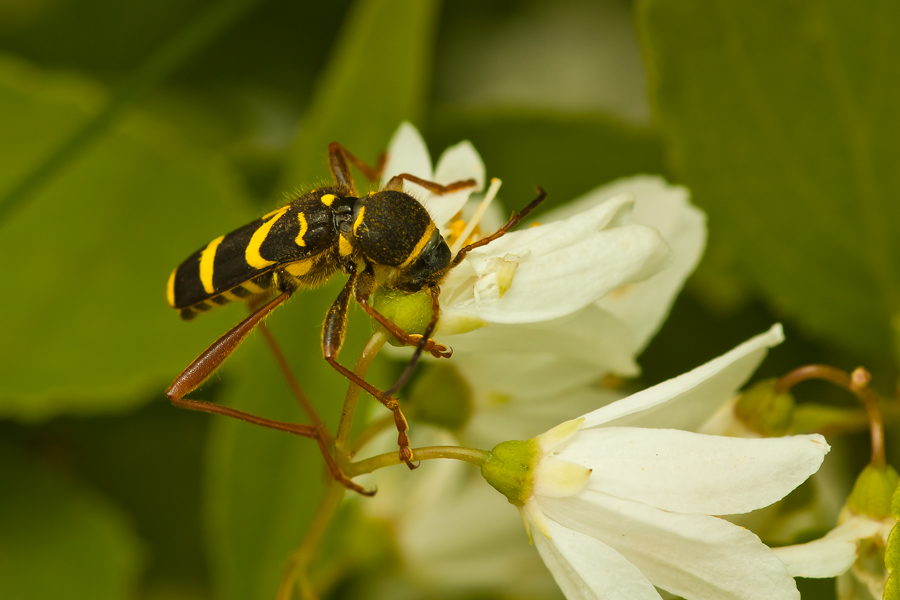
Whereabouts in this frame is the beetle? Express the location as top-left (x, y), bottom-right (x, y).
top-left (165, 141), bottom-right (544, 487)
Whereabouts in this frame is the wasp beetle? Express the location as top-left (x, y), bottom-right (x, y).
top-left (165, 141), bottom-right (544, 478)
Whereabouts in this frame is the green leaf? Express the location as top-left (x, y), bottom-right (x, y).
top-left (279, 0), bottom-right (438, 189)
top-left (0, 443), bottom-right (143, 600)
top-left (638, 0), bottom-right (900, 360)
top-left (204, 1), bottom-right (438, 598)
top-left (0, 54), bottom-right (255, 419)
top-left (430, 107), bottom-right (665, 214)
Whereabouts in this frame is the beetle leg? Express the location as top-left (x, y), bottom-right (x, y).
top-left (328, 142), bottom-right (386, 196)
top-left (323, 268), bottom-right (417, 470)
top-left (167, 291), bottom-right (372, 496)
top-left (354, 265), bottom-right (450, 359)
top-left (380, 286), bottom-right (443, 398)
top-left (451, 187), bottom-right (546, 267)
top-left (383, 174), bottom-right (477, 195)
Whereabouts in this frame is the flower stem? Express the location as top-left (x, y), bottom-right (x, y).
top-left (775, 364), bottom-right (885, 466)
top-left (350, 414), bottom-right (395, 457)
top-left (276, 480), bottom-right (345, 600)
top-left (335, 330), bottom-right (388, 460)
top-left (347, 445), bottom-right (491, 477)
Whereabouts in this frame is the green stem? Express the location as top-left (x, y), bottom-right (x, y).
top-left (277, 480), bottom-right (345, 600)
top-left (347, 445), bottom-right (491, 477)
top-left (0, 0), bottom-right (265, 229)
top-left (776, 364), bottom-right (885, 467)
top-left (350, 414), bottom-right (394, 457)
top-left (335, 330), bottom-right (387, 461)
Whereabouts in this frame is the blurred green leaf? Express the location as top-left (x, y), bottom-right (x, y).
top-left (0, 54), bottom-right (255, 418)
top-left (638, 0), bottom-right (900, 362)
top-left (0, 443), bottom-right (143, 600)
top-left (205, 1), bottom-right (438, 598)
top-left (281, 0), bottom-right (437, 188)
top-left (429, 107), bottom-right (665, 214)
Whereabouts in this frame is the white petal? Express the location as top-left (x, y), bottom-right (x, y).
top-left (553, 428), bottom-right (829, 515)
top-left (424, 140), bottom-right (485, 227)
top-left (466, 193), bottom-right (635, 259)
top-left (533, 518), bottom-right (662, 600)
top-left (463, 384), bottom-right (625, 450)
top-left (466, 225), bottom-right (671, 323)
top-left (443, 306), bottom-right (642, 378)
top-left (579, 324), bottom-right (785, 429)
top-left (395, 467), bottom-right (559, 596)
top-left (773, 516), bottom-right (883, 578)
top-left (381, 122), bottom-right (433, 187)
top-left (593, 178), bottom-right (706, 353)
top-left (540, 491), bottom-right (800, 600)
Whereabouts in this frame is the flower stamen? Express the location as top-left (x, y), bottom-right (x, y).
top-left (450, 177), bottom-right (502, 255)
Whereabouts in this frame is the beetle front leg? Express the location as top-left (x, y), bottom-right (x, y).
top-left (353, 266), bottom-right (451, 359)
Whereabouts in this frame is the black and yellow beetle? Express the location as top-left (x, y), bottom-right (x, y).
top-left (165, 141), bottom-right (544, 481)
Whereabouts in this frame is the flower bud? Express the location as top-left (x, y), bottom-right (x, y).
top-left (846, 464), bottom-right (900, 520)
top-left (734, 378), bottom-right (795, 436)
top-left (406, 364), bottom-right (472, 431)
top-left (371, 287), bottom-right (433, 346)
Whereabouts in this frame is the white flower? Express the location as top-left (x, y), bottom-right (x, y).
top-left (480, 325), bottom-right (831, 600)
top-left (381, 122), bottom-right (674, 343)
top-left (774, 516), bottom-right (886, 580)
top-left (380, 122), bottom-right (707, 446)
top-left (773, 463), bottom-right (899, 599)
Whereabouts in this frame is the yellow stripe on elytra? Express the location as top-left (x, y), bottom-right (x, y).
top-left (321, 194), bottom-right (336, 206)
top-left (295, 212), bottom-right (308, 247)
top-left (246, 205), bottom-right (291, 269)
top-left (339, 235), bottom-right (354, 257)
top-left (352, 206), bottom-right (366, 235)
top-left (199, 235), bottom-right (225, 294)
top-left (399, 222), bottom-right (436, 269)
top-left (166, 269), bottom-right (176, 307)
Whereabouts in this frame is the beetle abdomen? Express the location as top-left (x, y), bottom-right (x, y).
top-left (167, 190), bottom-right (345, 320)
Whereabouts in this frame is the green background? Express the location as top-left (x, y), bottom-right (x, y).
top-left (1, 0), bottom-right (896, 598)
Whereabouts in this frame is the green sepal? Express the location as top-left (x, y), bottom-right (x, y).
top-left (847, 464), bottom-right (900, 520)
top-left (734, 378), bottom-right (795, 436)
top-left (886, 571), bottom-right (900, 600)
top-left (371, 287), bottom-right (433, 346)
top-left (892, 477), bottom-right (900, 520)
top-left (481, 439), bottom-right (540, 506)
top-left (886, 522), bottom-right (900, 573)
top-left (406, 364), bottom-right (472, 431)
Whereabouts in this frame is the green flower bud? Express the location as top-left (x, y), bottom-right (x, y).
top-left (847, 464), bottom-right (900, 519)
top-left (406, 363), bottom-right (472, 431)
top-left (371, 287), bottom-right (433, 346)
top-left (734, 378), bottom-right (795, 436)
top-left (481, 439), bottom-right (540, 506)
